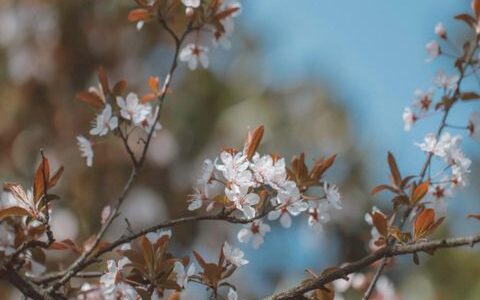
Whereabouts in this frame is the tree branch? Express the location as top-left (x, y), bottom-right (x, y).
top-left (265, 234), bottom-right (480, 300)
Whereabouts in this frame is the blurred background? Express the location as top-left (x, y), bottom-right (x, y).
top-left (0, 0), bottom-right (480, 299)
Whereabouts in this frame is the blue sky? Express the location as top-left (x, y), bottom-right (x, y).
top-left (240, 0), bottom-right (478, 177)
top-left (223, 2), bottom-right (480, 296)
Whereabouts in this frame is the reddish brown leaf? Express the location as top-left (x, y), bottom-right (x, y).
top-left (76, 91), bottom-right (105, 109)
top-left (243, 125), bottom-right (264, 159)
top-left (33, 156), bottom-right (50, 203)
top-left (113, 80), bottom-right (128, 96)
top-left (128, 8), bottom-right (152, 22)
top-left (372, 211), bottom-right (389, 237)
top-left (0, 206), bottom-right (31, 220)
top-left (455, 13), bottom-right (477, 29)
top-left (472, 0), bottom-right (480, 18)
top-left (310, 155), bottom-right (336, 180)
top-left (467, 213), bottom-right (480, 220)
top-left (411, 180), bottom-right (430, 204)
top-left (48, 166), bottom-right (64, 189)
top-left (460, 92), bottom-right (480, 101)
top-left (387, 152), bottom-right (402, 187)
top-left (97, 66), bottom-right (110, 94)
top-left (149, 76), bottom-right (160, 94)
top-left (371, 184), bottom-right (397, 195)
top-left (193, 250), bottom-right (207, 269)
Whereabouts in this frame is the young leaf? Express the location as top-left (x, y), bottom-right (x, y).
top-left (387, 152), bottom-right (402, 187)
top-left (0, 206), bottom-right (31, 220)
top-left (243, 125), bottom-right (264, 160)
top-left (411, 180), bottom-right (430, 204)
top-left (372, 211), bottom-right (389, 237)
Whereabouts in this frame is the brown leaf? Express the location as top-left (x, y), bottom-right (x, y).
top-left (413, 208), bottom-right (444, 240)
top-left (472, 0), bottom-right (480, 18)
top-left (148, 76), bottom-right (160, 94)
top-left (460, 92), bottom-right (480, 101)
top-left (371, 184), bottom-right (397, 195)
top-left (372, 211), bottom-right (389, 237)
top-left (48, 166), bottom-right (64, 189)
top-left (128, 8), bottom-right (153, 22)
top-left (33, 156), bottom-right (50, 203)
top-left (455, 13), bottom-right (477, 29)
top-left (467, 213), bottom-right (480, 220)
top-left (97, 67), bottom-right (110, 94)
top-left (193, 250), bottom-right (207, 269)
top-left (387, 152), bottom-right (402, 187)
top-left (0, 206), bottom-right (31, 220)
top-left (310, 155), bottom-right (336, 180)
top-left (411, 180), bottom-right (430, 204)
top-left (76, 91), bottom-right (105, 109)
top-left (113, 80), bottom-right (128, 97)
top-left (243, 125), bottom-right (264, 159)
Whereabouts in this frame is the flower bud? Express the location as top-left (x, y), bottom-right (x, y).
top-left (185, 7), bottom-right (194, 17)
top-left (435, 22), bottom-right (447, 39)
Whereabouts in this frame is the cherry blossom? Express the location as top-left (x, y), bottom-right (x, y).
top-left (179, 43), bottom-right (209, 70)
top-left (228, 288), bottom-right (238, 300)
top-left (222, 242), bottom-right (248, 267)
top-left (173, 261), bottom-right (195, 288)
top-left (140, 105), bottom-right (162, 136)
top-left (77, 135), bottom-right (94, 167)
top-left (435, 22), bottom-right (447, 39)
top-left (116, 93), bottom-right (151, 125)
top-left (426, 41), bottom-right (440, 61)
top-left (324, 182), bottom-right (342, 210)
top-left (413, 88), bottom-right (433, 111)
top-left (433, 70), bottom-right (459, 91)
top-left (215, 151), bottom-right (253, 188)
top-left (145, 230), bottom-right (171, 243)
top-left (268, 181), bottom-right (308, 228)
top-left (187, 185), bottom-right (209, 211)
top-left (250, 153), bottom-right (287, 189)
top-left (0, 224), bottom-right (15, 255)
top-left (225, 184), bottom-right (259, 218)
top-left (402, 107), bottom-right (417, 131)
top-left (90, 104), bottom-right (118, 136)
top-left (100, 258), bottom-right (139, 300)
top-left (197, 158), bottom-right (215, 185)
top-left (307, 201), bottom-right (330, 233)
top-left (237, 220), bottom-right (271, 249)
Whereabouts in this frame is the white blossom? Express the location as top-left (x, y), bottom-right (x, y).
top-left (100, 259), bottom-right (139, 300)
top-left (225, 184), bottom-right (259, 219)
top-left (116, 93), bottom-right (151, 125)
top-left (90, 104), bottom-right (118, 136)
top-left (215, 151), bottom-right (253, 188)
top-left (197, 159), bottom-right (215, 185)
top-left (433, 70), bottom-right (459, 91)
top-left (324, 182), bottom-right (342, 210)
top-left (228, 288), bottom-right (238, 300)
top-left (222, 242), bottom-right (248, 267)
top-left (145, 230), bottom-right (171, 243)
top-left (435, 22), bottom-right (446, 38)
top-left (268, 181), bottom-right (308, 228)
top-left (307, 201), bottom-right (330, 233)
top-left (413, 88), bottom-right (434, 111)
top-left (77, 135), bottom-right (94, 167)
top-left (426, 41), bottom-right (440, 61)
top-left (237, 220), bottom-right (270, 249)
top-left (0, 224), bottom-right (15, 256)
top-left (250, 154), bottom-right (288, 189)
top-left (402, 107), bottom-right (416, 132)
top-left (173, 261), bottom-right (195, 288)
top-left (181, 0), bottom-right (200, 8)
top-left (141, 105), bottom-right (162, 136)
top-left (179, 44), bottom-right (209, 70)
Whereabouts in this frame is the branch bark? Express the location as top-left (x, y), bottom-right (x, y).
top-left (265, 234), bottom-right (480, 300)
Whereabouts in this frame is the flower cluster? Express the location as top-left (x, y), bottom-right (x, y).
top-left (76, 70), bottom-right (163, 167)
top-left (188, 126), bottom-right (342, 248)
